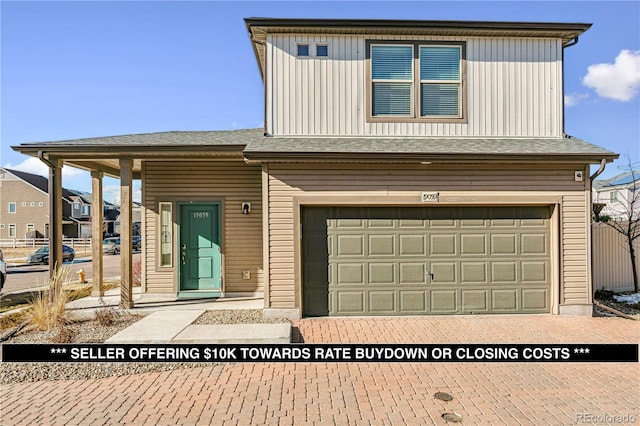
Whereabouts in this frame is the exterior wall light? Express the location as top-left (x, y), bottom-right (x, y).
top-left (242, 202), bottom-right (251, 215)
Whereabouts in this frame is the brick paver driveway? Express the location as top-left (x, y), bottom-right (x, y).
top-left (2, 316), bottom-right (639, 425)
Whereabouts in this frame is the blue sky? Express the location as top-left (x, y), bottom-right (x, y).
top-left (2, 1), bottom-right (639, 202)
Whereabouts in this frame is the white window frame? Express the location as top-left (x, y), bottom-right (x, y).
top-left (38, 201), bottom-right (44, 207)
top-left (30, 202), bottom-right (35, 207)
top-left (8, 224), bottom-right (16, 237)
top-left (8, 202), bottom-right (16, 214)
top-left (158, 202), bottom-right (173, 268)
top-left (367, 40), bottom-right (466, 123)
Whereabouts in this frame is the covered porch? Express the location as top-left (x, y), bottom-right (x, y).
top-left (11, 129), bottom-right (264, 308)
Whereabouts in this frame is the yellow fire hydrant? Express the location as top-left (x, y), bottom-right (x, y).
top-left (77, 268), bottom-right (86, 284)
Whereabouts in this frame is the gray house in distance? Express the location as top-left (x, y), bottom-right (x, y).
top-left (13, 18), bottom-right (617, 317)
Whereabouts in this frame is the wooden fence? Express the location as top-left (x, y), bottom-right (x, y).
top-left (592, 223), bottom-right (639, 293)
top-left (0, 238), bottom-right (92, 250)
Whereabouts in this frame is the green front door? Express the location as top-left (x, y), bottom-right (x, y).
top-left (179, 203), bottom-right (222, 297)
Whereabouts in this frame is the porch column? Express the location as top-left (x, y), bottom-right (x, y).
top-left (91, 171), bottom-right (104, 297)
top-left (48, 157), bottom-right (63, 277)
top-left (119, 159), bottom-right (134, 309)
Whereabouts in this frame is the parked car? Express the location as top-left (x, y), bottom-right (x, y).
top-left (103, 236), bottom-right (141, 255)
top-left (102, 237), bottom-right (121, 255)
top-left (0, 249), bottom-right (6, 291)
top-left (25, 245), bottom-right (75, 265)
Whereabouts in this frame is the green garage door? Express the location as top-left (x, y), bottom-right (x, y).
top-left (302, 206), bottom-right (551, 316)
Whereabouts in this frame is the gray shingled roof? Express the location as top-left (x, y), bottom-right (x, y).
top-left (2, 168), bottom-right (77, 201)
top-left (243, 136), bottom-right (618, 161)
top-left (15, 128), bottom-right (265, 148)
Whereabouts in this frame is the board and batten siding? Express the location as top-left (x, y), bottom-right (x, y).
top-left (143, 160), bottom-right (263, 295)
top-left (266, 164), bottom-right (591, 311)
top-left (266, 34), bottom-right (563, 138)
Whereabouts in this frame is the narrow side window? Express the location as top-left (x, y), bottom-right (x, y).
top-left (159, 202), bottom-right (173, 267)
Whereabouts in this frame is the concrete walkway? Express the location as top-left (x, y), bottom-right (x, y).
top-left (1, 315), bottom-right (638, 425)
top-left (65, 288), bottom-right (290, 344)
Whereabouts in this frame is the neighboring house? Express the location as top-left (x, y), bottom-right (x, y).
top-left (113, 201), bottom-right (142, 237)
top-left (592, 171), bottom-right (640, 221)
top-left (13, 19), bottom-right (618, 317)
top-left (0, 167), bottom-right (79, 238)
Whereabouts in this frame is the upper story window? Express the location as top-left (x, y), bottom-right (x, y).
top-left (297, 44), bottom-right (309, 57)
top-left (8, 202), bottom-right (16, 214)
top-left (316, 45), bottom-right (328, 57)
top-left (82, 205), bottom-right (90, 215)
top-left (368, 41), bottom-right (465, 122)
top-left (610, 191), bottom-right (619, 202)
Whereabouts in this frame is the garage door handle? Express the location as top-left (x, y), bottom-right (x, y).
top-left (426, 269), bottom-right (434, 280)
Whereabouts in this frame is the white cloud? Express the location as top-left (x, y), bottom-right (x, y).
top-left (583, 50), bottom-right (640, 101)
top-left (564, 92), bottom-right (589, 107)
top-left (103, 184), bottom-right (142, 205)
top-left (4, 156), bottom-right (87, 179)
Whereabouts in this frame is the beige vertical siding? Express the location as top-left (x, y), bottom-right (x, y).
top-left (266, 34), bottom-right (562, 138)
top-left (592, 223), bottom-right (640, 292)
top-left (266, 164), bottom-right (590, 310)
top-left (143, 160), bottom-right (263, 295)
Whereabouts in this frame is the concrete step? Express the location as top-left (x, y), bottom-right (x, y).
top-left (105, 310), bottom-right (292, 344)
top-left (172, 324), bottom-right (291, 344)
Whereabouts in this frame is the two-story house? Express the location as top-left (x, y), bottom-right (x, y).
top-left (593, 171), bottom-right (640, 221)
top-left (0, 167), bottom-right (81, 238)
top-left (12, 18), bottom-right (618, 317)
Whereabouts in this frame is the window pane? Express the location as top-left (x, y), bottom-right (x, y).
top-left (373, 82), bottom-right (412, 116)
top-left (421, 83), bottom-right (459, 116)
top-left (160, 203), bottom-right (172, 267)
top-left (8, 203), bottom-right (16, 213)
top-left (420, 46), bottom-right (460, 81)
top-left (297, 44), bottom-right (309, 56)
top-left (371, 45), bottom-right (413, 80)
top-left (317, 45), bottom-right (328, 57)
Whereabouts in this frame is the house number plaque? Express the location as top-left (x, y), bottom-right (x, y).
top-left (421, 192), bottom-right (439, 203)
top-left (193, 212), bottom-right (209, 219)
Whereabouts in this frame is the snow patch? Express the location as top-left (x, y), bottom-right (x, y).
top-left (613, 293), bottom-right (640, 305)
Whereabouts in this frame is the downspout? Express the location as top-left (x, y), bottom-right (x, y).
top-left (589, 158), bottom-right (607, 307)
top-left (562, 37), bottom-right (579, 137)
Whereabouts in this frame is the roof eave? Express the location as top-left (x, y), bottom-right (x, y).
top-left (243, 151), bottom-right (619, 164)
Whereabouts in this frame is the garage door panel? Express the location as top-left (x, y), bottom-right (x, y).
top-left (336, 235), bottom-right (364, 256)
top-left (400, 291), bottom-right (428, 312)
top-left (399, 235), bottom-right (426, 255)
top-left (461, 290), bottom-right (489, 312)
top-left (368, 234), bottom-right (395, 256)
top-left (461, 234), bottom-right (487, 255)
top-left (369, 291), bottom-right (396, 313)
top-left (461, 262), bottom-right (488, 283)
top-left (336, 263), bottom-right (364, 285)
top-left (430, 290), bottom-right (458, 312)
top-left (521, 234), bottom-right (547, 255)
top-left (491, 234), bottom-right (517, 255)
top-left (303, 206), bottom-right (551, 316)
top-left (491, 262), bottom-right (518, 283)
top-left (368, 263), bottom-right (395, 284)
top-left (522, 288), bottom-right (548, 310)
top-left (491, 289), bottom-right (518, 311)
top-left (430, 234), bottom-right (456, 255)
top-left (430, 262), bottom-right (457, 283)
top-left (335, 292), bottom-right (365, 314)
top-left (522, 262), bottom-right (547, 282)
top-left (400, 263), bottom-right (426, 284)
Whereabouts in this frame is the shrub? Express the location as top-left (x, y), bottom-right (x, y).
top-left (94, 298), bottom-right (118, 326)
top-left (25, 266), bottom-right (71, 331)
top-left (132, 257), bottom-right (142, 287)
